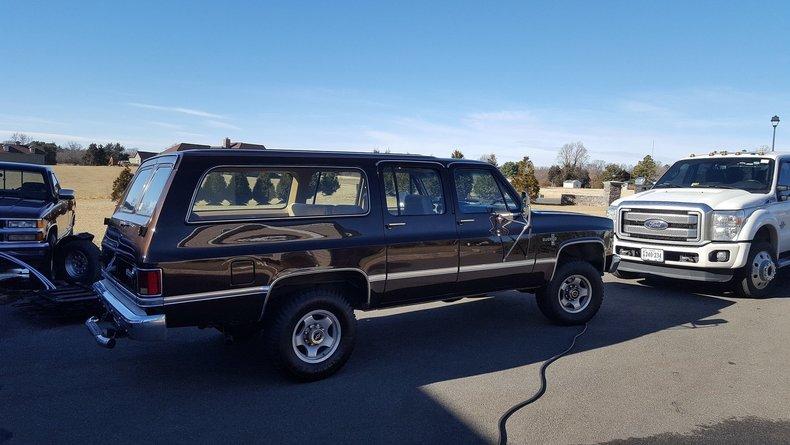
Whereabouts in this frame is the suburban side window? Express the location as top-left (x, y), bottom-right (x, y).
top-left (382, 165), bottom-right (445, 216)
top-left (454, 168), bottom-right (518, 214)
top-left (190, 167), bottom-right (368, 221)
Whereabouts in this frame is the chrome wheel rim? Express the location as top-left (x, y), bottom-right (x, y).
top-left (64, 250), bottom-right (88, 279)
top-left (558, 274), bottom-right (592, 314)
top-left (292, 309), bottom-right (341, 364)
top-left (751, 251), bottom-right (776, 290)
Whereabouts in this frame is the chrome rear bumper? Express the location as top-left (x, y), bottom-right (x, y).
top-left (86, 279), bottom-right (167, 347)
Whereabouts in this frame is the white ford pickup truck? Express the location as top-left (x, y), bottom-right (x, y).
top-left (608, 151), bottom-right (790, 297)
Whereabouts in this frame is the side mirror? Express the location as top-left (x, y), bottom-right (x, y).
top-left (521, 191), bottom-right (532, 228)
top-left (57, 189), bottom-right (75, 200)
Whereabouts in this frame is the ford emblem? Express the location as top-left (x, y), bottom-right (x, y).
top-left (644, 219), bottom-right (669, 230)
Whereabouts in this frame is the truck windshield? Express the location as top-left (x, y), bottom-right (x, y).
top-left (654, 157), bottom-right (774, 194)
top-left (0, 168), bottom-right (48, 200)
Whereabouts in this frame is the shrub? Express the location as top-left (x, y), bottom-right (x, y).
top-left (110, 167), bottom-right (134, 202)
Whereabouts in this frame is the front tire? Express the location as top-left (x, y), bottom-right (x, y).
top-left (733, 242), bottom-right (777, 298)
top-left (536, 261), bottom-right (604, 325)
top-left (265, 288), bottom-right (356, 381)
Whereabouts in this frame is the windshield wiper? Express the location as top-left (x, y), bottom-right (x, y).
top-left (653, 183), bottom-right (682, 188)
top-left (690, 184), bottom-right (740, 190)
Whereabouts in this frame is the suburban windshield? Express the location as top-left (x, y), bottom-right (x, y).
top-left (654, 157), bottom-right (774, 193)
top-left (0, 168), bottom-right (48, 200)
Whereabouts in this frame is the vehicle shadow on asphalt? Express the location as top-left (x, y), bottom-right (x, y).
top-left (0, 282), bottom-right (737, 444)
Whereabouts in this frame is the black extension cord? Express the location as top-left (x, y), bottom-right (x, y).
top-left (497, 323), bottom-right (589, 445)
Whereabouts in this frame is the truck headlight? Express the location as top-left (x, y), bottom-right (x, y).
top-left (6, 219), bottom-right (44, 229)
top-left (606, 205), bottom-right (618, 222)
top-left (711, 210), bottom-right (746, 241)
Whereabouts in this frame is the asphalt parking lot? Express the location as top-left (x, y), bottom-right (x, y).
top-left (1, 274), bottom-right (789, 444)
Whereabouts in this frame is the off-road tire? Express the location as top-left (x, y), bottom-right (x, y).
top-left (55, 239), bottom-right (101, 284)
top-left (733, 242), bottom-right (777, 298)
top-left (265, 288), bottom-right (356, 381)
top-left (536, 261), bottom-right (604, 325)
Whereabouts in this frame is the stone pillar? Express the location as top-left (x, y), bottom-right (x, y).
top-left (603, 181), bottom-right (623, 205)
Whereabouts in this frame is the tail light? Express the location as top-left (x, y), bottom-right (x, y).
top-left (137, 269), bottom-right (162, 296)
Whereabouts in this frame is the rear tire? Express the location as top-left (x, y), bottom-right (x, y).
top-left (55, 239), bottom-right (100, 284)
top-left (536, 261), bottom-right (603, 325)
top-left (265, 288), bottom-right (356, 381)
top-left (733, 242), bottom-right (776, 298)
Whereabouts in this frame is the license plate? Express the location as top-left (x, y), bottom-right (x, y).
top-left (641, 248), bottom-right (664, 263)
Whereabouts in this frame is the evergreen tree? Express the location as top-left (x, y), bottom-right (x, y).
top-left (450, 149), bottom-right (464, 159)
top-left (199, 172), bottom-right (229, 205)
top-left (511, 156), bottom-right (540, 202)
top-left (500, 161), bottom-right (518, 179)
top-left (110, 167), bottom-right (134, 202)
top-left (230, 172), bottom-right (252, 205)
top-left (632, 155), bottom-right (659, 181)
top-left (252, 173), bottom-right (274, 205)
top-left (274, 173), bottom-right (293, 203)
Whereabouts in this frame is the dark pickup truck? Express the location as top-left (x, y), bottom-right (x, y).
top-left (0, 161), bottom-right (99, 285)
top-left (87, 148), bottom-right (618, 380)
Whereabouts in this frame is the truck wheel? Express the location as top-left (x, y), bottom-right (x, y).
top-left (55, 239), bottom-right (100, 284)
top-left (613, 269), bottom-right (640, 280)
top-left (734, 242), bottom-right (776, 298)
top-left (265, 288), bottom-right (356, 381)
top-left (536, 261), bottom-right (603, 325)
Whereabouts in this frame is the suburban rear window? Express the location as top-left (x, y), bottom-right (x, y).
top-left (189, 166), bottom-right (369, 222)
top-left (120, 165), bottom-right (173, 216)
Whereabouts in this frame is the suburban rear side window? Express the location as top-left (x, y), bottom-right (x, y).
top-left (190, 167), bottom-right (369, 221)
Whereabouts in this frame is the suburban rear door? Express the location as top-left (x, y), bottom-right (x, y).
top-left (379, 161), bottom-right (458, 304)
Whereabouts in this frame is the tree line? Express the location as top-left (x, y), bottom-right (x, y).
top-left (5, 133), bottom-right (132, 166)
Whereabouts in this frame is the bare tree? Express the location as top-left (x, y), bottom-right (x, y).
top-left (10, 132), bottom-right (31, 145)
top-left (556, 141), bottom-right (589, 171)
top-left (587, 159), bottom-right (607, 188)
top-left (67, 141), bottom-right (83, 151)
top-left (479, 153), bottom-right (498, 166)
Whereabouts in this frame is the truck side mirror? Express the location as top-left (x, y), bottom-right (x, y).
top-left (58, 189), bottom-right (75, 200)
top-left (521, 191), bottom-right (532, 228)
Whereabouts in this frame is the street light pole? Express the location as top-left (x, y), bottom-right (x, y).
top-left (771, 115), bottom-right (780, 151)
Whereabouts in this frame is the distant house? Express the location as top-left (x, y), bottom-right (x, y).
top-left (563, 179), bottom-right (582, 189)
top-left (0, 142), bottom-right (46, 165)
top-left (129, 150), bottom-right (158, 165)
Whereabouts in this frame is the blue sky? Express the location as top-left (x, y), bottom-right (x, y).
top-left (1, 1), bottom-right (788, 166)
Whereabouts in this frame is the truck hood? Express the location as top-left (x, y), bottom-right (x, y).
top-left (613, 188), bottom-right (772, 210)
top-left (0, 196), bottom-right (48, 218)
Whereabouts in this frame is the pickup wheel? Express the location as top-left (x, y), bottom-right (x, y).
top-left (536, 261), bottom-right (603, 325)
top-left (55, 239), bottom-right (100, 284)
top-left (265, 288), bottom-right (356, 381)
top-left (733, 242), bottom-right (776, 298)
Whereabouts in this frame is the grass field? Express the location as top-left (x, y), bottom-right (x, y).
top-left (53, 165), bottom-right (608, 243)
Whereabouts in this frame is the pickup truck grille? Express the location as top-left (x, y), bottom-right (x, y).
top-left (619, 208), bottom-right (701, 243)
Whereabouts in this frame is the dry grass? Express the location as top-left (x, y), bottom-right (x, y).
top-left (52, 165), bottom-right (136, 199)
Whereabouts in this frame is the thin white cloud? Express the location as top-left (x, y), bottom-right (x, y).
top-left (205, 120), bottom-right (241, 130)
top-left (127, 102), bottom-right (226, 119)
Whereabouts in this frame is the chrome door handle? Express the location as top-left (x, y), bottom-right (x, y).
top-left (386, 222), bottom-right (406, 228)
top-left (458, 219), bottom-right (475, 224)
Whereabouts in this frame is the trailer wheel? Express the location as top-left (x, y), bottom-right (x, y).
top-left (55, 239), bottom-right (100, 284)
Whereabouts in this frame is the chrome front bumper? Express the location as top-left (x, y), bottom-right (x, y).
top-left (86, 279), bottom-right (167, 346)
